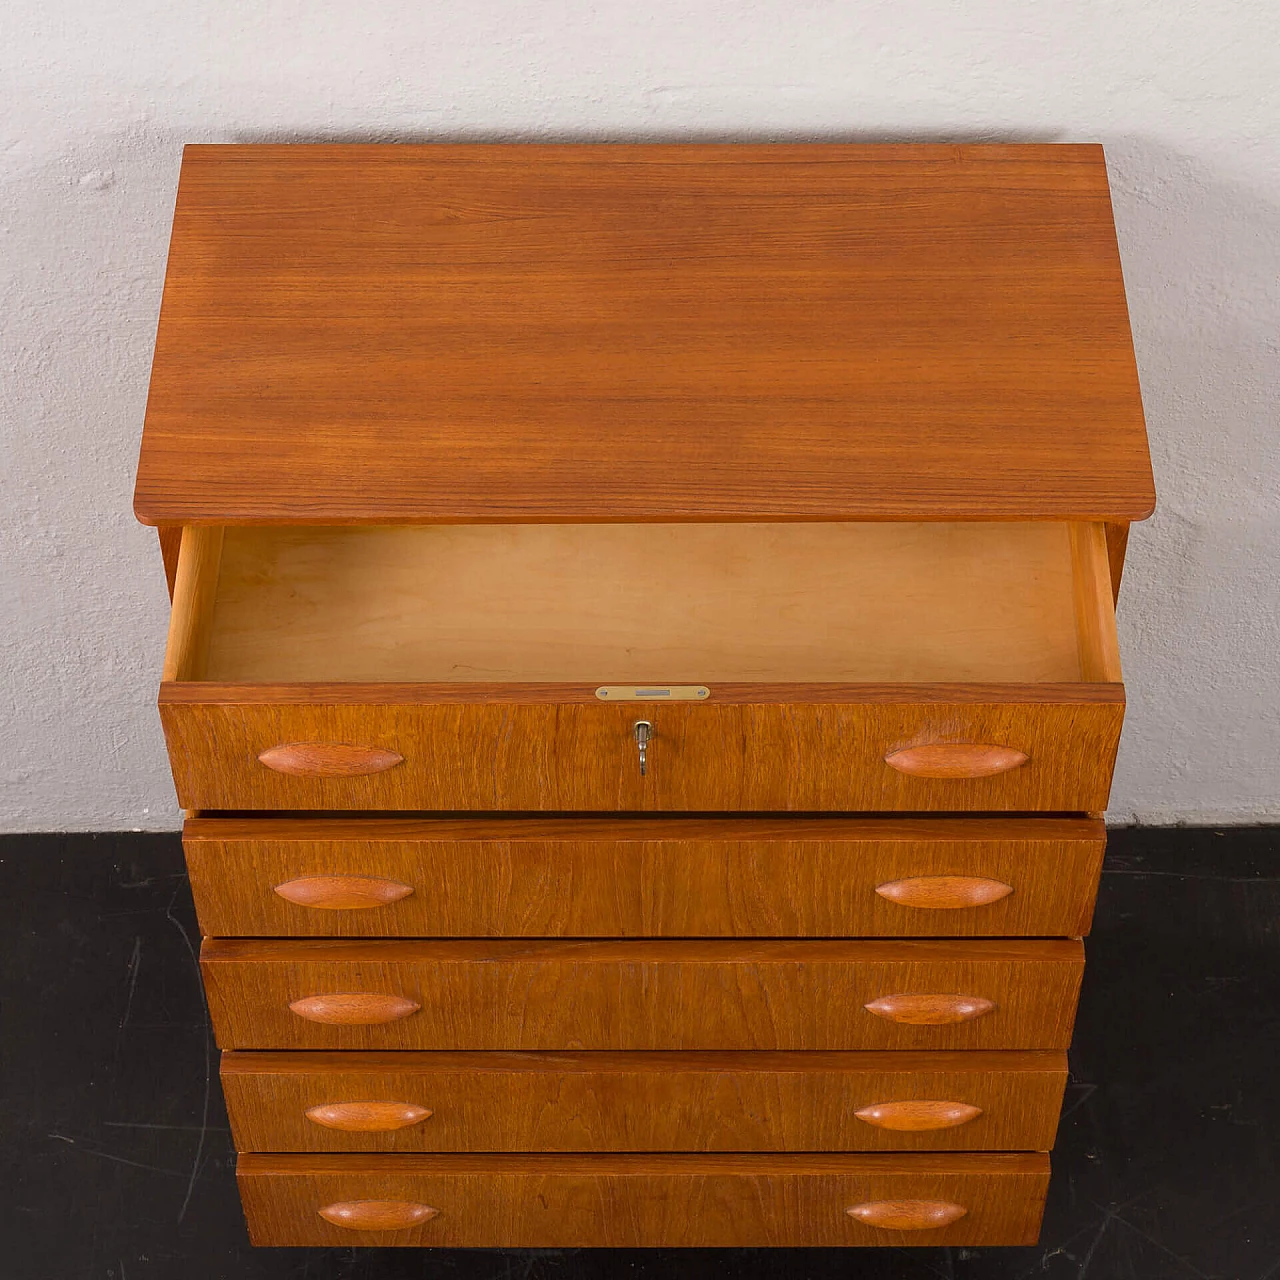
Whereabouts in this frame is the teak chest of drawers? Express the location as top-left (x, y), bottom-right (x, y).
top-left (135, 142), bottom-right (1153, 1249)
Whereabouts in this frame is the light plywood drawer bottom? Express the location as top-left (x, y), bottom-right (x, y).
top-left (238, 1152), bottom-right (1051, 1247)
top-left (223, 1049), bottom-right (1068, 1153)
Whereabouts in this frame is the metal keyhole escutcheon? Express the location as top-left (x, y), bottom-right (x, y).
top-left (633, 721), bottom-right (652, 776)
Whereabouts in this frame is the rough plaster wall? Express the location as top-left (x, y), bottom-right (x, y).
top-left (2, 1), bottom-right (1278, 830)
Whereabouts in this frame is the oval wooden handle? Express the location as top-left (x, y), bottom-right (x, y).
top-left (884, 743), bottom-right (1028, 779)
top-left (854, 1099), bottom-right (983, 1131)
top-left (258, 743), bottom-right (404, 777)
top-left (306, 1101), bottom-right (433, 1132)
top-left (289, 992), bottom-right (421, 1025)
top-left (875, 875), bottom-right (1013, 910)
top-left (863, 993), bottom-right (995, 1025)
top-left (275, 875), bottom-right (415, 910)
top-left (318, 1200), bottom-right (438, 1231)
top-left (847, 1199), bottom-right (968, 1230)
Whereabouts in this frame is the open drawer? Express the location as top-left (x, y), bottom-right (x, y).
top-left (159, 521), bottom-right (1123, 812)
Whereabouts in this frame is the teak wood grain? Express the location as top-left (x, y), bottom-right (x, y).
top-left (159, 686), bottom-right (1123, 812)
top-left (235, 1151), bottom-right (1051, 1247)
top-left (220, 1049), bottom-right (1067, 1153)
top-left (134, 144), bottom-right (1153, 525)
top-left (183, 815), bottom-right (1105, 938)
top-left (199, 938), bottom-right (1083, 1052)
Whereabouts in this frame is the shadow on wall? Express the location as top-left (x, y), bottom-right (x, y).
top-left (230, 124), bottom-right (1070, 144)
top-left (1099, 137), bottom-right (1280, 823)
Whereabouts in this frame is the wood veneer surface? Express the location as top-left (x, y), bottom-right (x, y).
top-left (236, 1151), bottom-right (1051, 1247)
top-left (221, 1048), bottom-right (1067, 1153)
top-left (184, 815), bottom-right (1105, 937)
top-left (134, 143), bottom-right (1153, 526)
top-left (200, 937), bottom-right (1083, 1051)
top-left (160, 689), bottom-right (1123, 811)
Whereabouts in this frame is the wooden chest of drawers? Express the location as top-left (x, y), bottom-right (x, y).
top-left (136, 142), bottom-right (1153, 1248)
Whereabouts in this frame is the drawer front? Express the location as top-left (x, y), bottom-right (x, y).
top-left (223, 1049), bottom-right (1068, 1153)
top-left (186, 816), bottom-right (1104, 938)
top-left (201, 938), bottom-right (1083, 1051)
top-left (160, 685), bottom-right (1123, 812)
top-left (236, 1151), bottom-right (1050, 1247)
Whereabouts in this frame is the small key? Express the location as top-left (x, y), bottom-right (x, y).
top-left (633, 721), bottom-right (652, 777)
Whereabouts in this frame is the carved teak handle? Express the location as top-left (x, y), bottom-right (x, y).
top-left (319, 1200), bottom-right (438, 1231)
top-left (854, 1099), bottom-right (982, 1131)
top-left (289, 992), bottom-right (421, 1025)
top-left (274, 875), bottom-right (415, 910)
top-left (884, 743), bottom-right (1028, 779)
top-left (875, 875), bottom-right (1013, 910)
top-left (847, 1200), bottom-right (968, 1230)
top-left (258, 742), bottom-right (404, 777)
top-left (863, 993), bottom-right (995, 1025)
top-left (306, 1101), bottom-right (433, 1132)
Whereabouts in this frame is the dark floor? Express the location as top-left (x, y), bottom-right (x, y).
top-left (2, 827), bottom-right (1278, 1280)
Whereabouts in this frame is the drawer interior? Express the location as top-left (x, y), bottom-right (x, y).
top-left (165, 522), bottom-right (1120, 684)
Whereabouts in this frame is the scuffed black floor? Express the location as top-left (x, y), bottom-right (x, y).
top-left (2, 827), bottom-right (1278, 1280)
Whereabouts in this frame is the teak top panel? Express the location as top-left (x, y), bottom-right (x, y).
top-left (135, 144), bottom-right (1153, 525)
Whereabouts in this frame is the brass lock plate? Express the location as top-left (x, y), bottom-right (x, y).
top-left (595, 686), bottom-right (710, 701)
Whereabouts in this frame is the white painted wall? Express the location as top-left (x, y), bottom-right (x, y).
top-left (3, 1), bottom-right (1278, 830)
